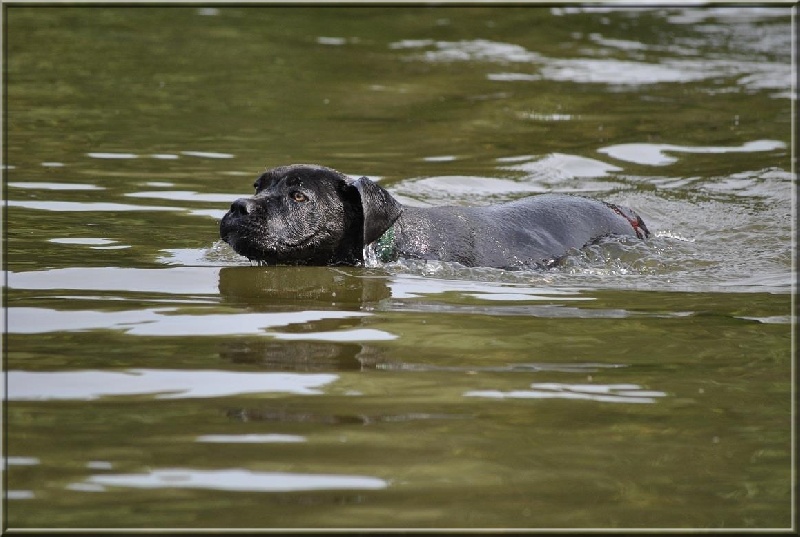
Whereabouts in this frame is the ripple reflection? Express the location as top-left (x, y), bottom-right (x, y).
top-left (78, 468), bottom-right (387, 492)
top-left (465, 382), bottom-right (667, 403)
top-left (7, 369), bottom-right (338, 400)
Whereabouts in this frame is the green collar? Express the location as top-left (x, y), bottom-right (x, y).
top-left (373, 225), bottom-right (396, 263)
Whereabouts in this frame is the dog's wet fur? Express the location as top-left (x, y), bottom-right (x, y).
top-left (219, 164), bottom-right (649, 269)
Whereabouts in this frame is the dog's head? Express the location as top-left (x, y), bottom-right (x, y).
top-left (219, 164), bottom-right (402, 265)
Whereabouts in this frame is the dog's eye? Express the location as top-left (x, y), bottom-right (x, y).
top-left (290, 191), bottom-right (308, 203)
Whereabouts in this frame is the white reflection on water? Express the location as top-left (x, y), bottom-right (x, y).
top-left (392, 175), bottom-right (548, 202)
top-left (7, 307), bottom-right (368, 336)
top-left (126, 190), bottom-right (234, 203)
top-left (465, 382), bottom-right (667, 403)
top-left (48, 238), bottom-right (131, 250)
top-left (7, 369), bottom-right (338, 400)
top-left (499, 153), bottom-right (623, 180)
top-left (159, 244), bottom-right (242, 265)
top-left (272, 328), bottom-right (397, 342)
top-left (188, 208), bottom-right (228, 219)
top-left (598, 139), bottom-right (786, 166)
top-left (86, 150), bottom-right (235, 160)
top-left (317, 36), bottom-right (347, 46)
top-left (398, 31), bottom-right (790, 96)
top-left (7, 491), bottom-right (35, 500)
top-left (461, 292), bottom-right (589, 302)
top-left (48, 238), bottom-right (119, 246)
top-left (9, 267), bottom-right (223, 294)
top-left (5, 457), bottom-right (41, 467)
top-left (588, 32), bottom-right (649, 52)
top-left (8, 182), bottom-right (104, 191)
top-left (197, 434), bottom-right (306, 443)
top-left (422, 155), bottom-right (459, 162)
top-left (376, 362), bottom-right (624, 374)
top-left (737, 315), bottom-right (792, 325)
top-left (664, 6), bottom-right (789, 24)
top-left (487, 73), bottom-right (541, 82)
top-left (180, 150), bottom-right (234, 159)
top-left (407, 38), bottom-right (543, 63)
top-left (388, 154), bottom-right (621, 199)
top-left (537, 58), bottom-right (742, 86)
top-left (79, 468), bottom-right (387, 492)
top-left (387, 273), bottom-right (590, 300)
top-left (87, 152), bottom-right (138, 159)
top-left (6, 200), bottom-right (179, 212)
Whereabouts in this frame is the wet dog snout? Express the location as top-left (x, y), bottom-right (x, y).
top-left (229, 198), bottom-right (258, 216)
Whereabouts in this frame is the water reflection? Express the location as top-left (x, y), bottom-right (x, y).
top-left (392, 153), bottom-right (628, 206)
top-left (7, 267), bottom-right (397, 341)
top-left (385, 273), bottom-right (587, 299)
top-left (220, 340), bottom-right (366, 372)
top-left (8, 182), bottom-right (104, 190)
top-left (394, 24), bottom-right (791, 95)
top-left (76, 468), bottom-right (387, 492)
top-left (6, 369), bottom-right (338, 400)
top-left (395, 38), bottom-right (542, 63)
top-left (7, 491), bottom-right (35, 501)
top-left (85, 150), bottom-right (234, 159)
top-left (392, 175), bottom-right (548, 204)
top-left (48, 238), bottom-right (126, 249)
top-left (226, 407), bottom-right (467, 426)
top-left (370, 362), bottom-right (624, 374)
top-left (196, 434), bottom-right (306, 443)
top-left (465, 382), bottom-right (667, 403)
top-left (5, 457), bottom-right (40, 467)
top-left (8, 267), bottom-right (222, 294)
top-left (7, 200), bottom-right (179, 212)
top-left (500, 153), bottom-right (623, 180)
top-left (126, 190), bottom-right (234, 202)
top-left (7, 307), bottom-right (368, 336)
top-left (217, 266), bottom-right (392, 307)
top-left (179, 150), bottom-right (234, 159)
top-left (598, 139), bottom-right (786, 166)
top-left (273, 329), bottom-right (395, 342)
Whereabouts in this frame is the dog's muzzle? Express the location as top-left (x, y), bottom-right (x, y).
top-left (227, 198), bottom-right (258, 217)
top-left (219, 198), bottom-right (257, 243)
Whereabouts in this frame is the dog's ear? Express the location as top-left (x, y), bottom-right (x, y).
top-left (349, 176), bottom-right (402, 245)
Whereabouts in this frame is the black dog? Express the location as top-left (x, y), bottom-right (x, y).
top-left (219, 164), bottom-right (649, 269)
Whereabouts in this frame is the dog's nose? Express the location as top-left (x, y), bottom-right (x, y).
top-left (229, 198), bottom-right (258, 216)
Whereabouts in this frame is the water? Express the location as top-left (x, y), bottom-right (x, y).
top-left (3, 5), bottom-right (794, 530)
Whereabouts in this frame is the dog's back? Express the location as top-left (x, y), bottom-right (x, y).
top-left (388, 194), bottom-right (649, 269)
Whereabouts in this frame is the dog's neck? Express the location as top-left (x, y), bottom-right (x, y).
top-left (371, 225), bottom-right (397, 263)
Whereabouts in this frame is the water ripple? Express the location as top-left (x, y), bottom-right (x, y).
top-left (598, 140), bottom-right (786, 166)
top-left (7, 369), bottom-right (338, 400)
top-left (465, 382), bottom-right (667, 403)
top-left (7, 307), bottom-right (368, 337)
top-left (78, 468), bottom-right (387, 492)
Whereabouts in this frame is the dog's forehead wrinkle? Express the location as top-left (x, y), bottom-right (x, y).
top-left (283, 176), bottom-right (302, 188)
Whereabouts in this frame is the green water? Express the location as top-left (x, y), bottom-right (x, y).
top-left (3, 6), bottom-right (795, 530)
